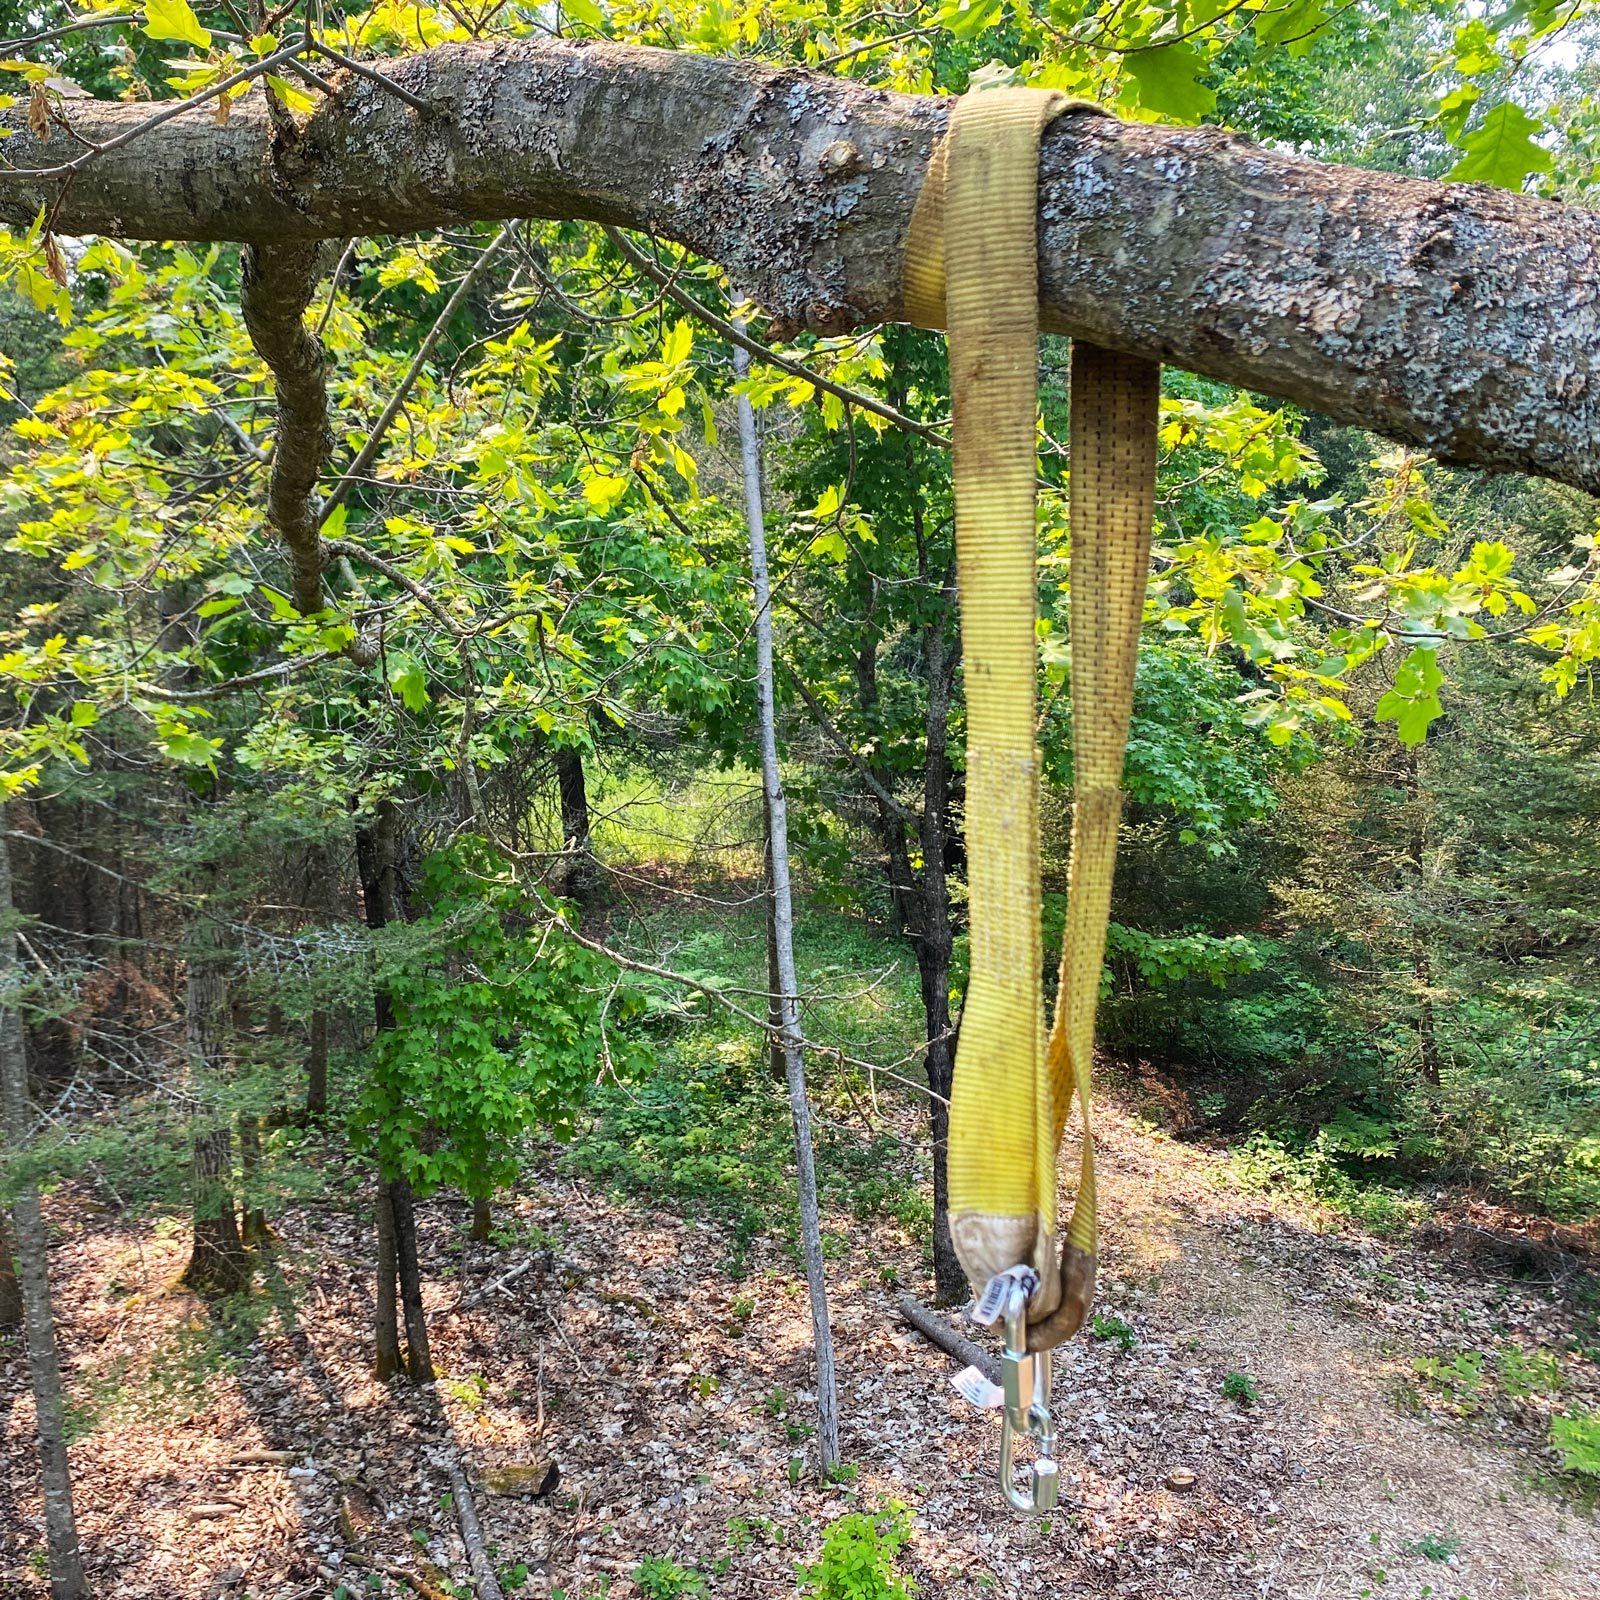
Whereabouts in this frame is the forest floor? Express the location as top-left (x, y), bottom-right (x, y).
top-left (4, 1091), bottom-right (1600, 1600)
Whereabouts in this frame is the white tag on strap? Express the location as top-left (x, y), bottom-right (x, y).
top-left (950, 1365), bottom-right (1005, 1410)
top-left (972, 1265), bottom-right (1039, 1326)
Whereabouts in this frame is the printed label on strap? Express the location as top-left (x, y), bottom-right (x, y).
top-left (972, 1265), bottom-right (1040, 1326)
top-left (950, 1365), bottom-right (1006, 1410)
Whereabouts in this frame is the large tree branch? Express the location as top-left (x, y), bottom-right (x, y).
top-left (240, 241), bottom-right (331, 615)
top-left (6, 39), bottom-right (1600, 493)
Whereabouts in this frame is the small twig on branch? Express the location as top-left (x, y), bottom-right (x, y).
top-left (0, 43), bottom-right (306, 182)
top-left (307, 39), bottom-right (433, 114)
top-left (320, 226), bottom-right (513, 522)
top-left (602, 225), bottom-right (948, 446)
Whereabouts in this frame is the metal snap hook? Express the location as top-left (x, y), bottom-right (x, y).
top-left (997, 1276), bottom-right (1060, 1516)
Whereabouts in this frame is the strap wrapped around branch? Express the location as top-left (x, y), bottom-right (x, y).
top-left (901, 86), bottom-right (1158, 1352)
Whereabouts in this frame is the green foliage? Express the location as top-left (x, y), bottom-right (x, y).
top-left (355, 839), bottom-right (627, 1197)
top-left (631, 1557), bottom-right (705, 1600)
top-left (1229, 1130), bottom-right (1426, 1236)
top-left (1221, 1370), bottom-right (1260, 1405)
top-left (1401, 1529), bottom-right (1462, 1563)
top-left (1412, 1350), bottom-right (1487, 1415)
top-left (797, 1504), bottom-right (914, 1600)
top-left (1552, 1411), bottom-right (1600, 1477)
top-left (1090, 1312), bottom-right (1137, 1352)
top-left (1499, 1346), bottom-right (1563, 1400)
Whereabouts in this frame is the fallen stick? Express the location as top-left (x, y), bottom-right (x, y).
top-left (462, 1255), bottom-right (534, 1308)
top-left (896, 1294), bottom-right (1000, 1385)
top-left (444, 1457), bottom-right (506, 1600)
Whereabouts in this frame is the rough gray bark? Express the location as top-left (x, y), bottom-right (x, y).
top-left (238, 241), bottom-right (331, 616)
top-left (442, 1456), bottom-right (506, 1600)
top-left (5, 40), bottom-right (1600, 493)
top-left (735, 333), bottom-right (841, 1473)
top-left (0, 837), bottom-right (88, 1600)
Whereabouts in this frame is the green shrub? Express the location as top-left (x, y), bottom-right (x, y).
top-left (632, 1557), bottom-right (705, 1600)
top-left (1552, 1411), bottom-right (1600, 1477)
top-left (798, 1504), bottom-right (914, 1600)
top-left (1090, 1312), bottom-right (1137, 1352)
top-left (1222, 1370), bottom-right (1259, 1405)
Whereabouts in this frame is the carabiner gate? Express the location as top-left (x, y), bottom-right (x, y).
top-left (998, 1278), bottom-right (1060, 1516)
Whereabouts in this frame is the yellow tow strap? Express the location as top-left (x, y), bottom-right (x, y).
top-left (904, 89), bottom-right (1159, 1354)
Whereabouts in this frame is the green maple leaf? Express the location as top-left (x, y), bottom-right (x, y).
top-left (1446, 103), bottom-right (1554, 190)
top-left (143, 0), bottom-right (211, 49)
top-left (1126, 44), bottom-right (1217, 124)
top-left (1374, 647), bottom-right (1444, 746)
top-left (1255, 0), bottom-right (1329, 57)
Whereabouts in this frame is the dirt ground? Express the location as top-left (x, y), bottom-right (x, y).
top-left (3, 1102), bottom-right (1598, 1600)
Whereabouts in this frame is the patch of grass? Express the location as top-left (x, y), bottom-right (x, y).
top-left (1402, 1529), bottom-right (1461, 1562)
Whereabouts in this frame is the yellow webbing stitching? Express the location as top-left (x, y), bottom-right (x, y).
top-left (903, 89), bottom-right (1159, 1351)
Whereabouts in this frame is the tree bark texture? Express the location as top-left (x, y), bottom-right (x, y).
top-left (5, 40), bottom-right (1600, 493)
top-left (735, 334), bottom-right (841, 1472)
top-left (0, 837), bottom-right (88, 1600)
top-left (356, 804), bottom-right (435, 1382)
top-left (238, 1113), bottom-right (271, 1247)
top-left (917, 599), bottom-right (964, 1306)
top-left (374, 1181), bottom-right (402, 1382)
top-left (553, 745), bottom-right (599, 928)
top-left (0, 1207), bottom-right (22, 1331)
top-left (238, 241), bottom-right (331, 615)
top-left (181, 934), bottom-right (247, 1297)
top-left (305, 1007), bottom-right (329, 1117)
top-left (389, 1175), bottom-right (435, 1383)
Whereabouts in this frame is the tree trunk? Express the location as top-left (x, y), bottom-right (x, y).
top-left (184, 1123), bottom-right (246, 1296)
top-left (0, 1207), bottom-right (22, 1331)
top-left (763, 797), bottom-right (786, 1082)
top-left (179, 857), bottom-right (247, 1295)
top-left (471, 1194), bottom-right (492, 1244)
top-left (238, 1113), bottom-right (270, 1247)
top-left (305, 1007), bottom-right (329, 1118)
top-left (890, 349), bottom-right (965, 1308)
top-left (851, 612), bottom-right (919, 937)
top-left (1403, 748), bottom-right (1441, 1088)
top-left (735, 333), bottom-right (841, 1472)
top-left (389, 1176), bottom-right (435, 1383)
top-left (374, 1181), bottom-right (402, 1382)
top-left (357, 802), bottom-right (435, 1380)
top-left (0, 835), bottom-right (88, 1600)
top-left (917, 597), bottom-right (965, 1306)
top-left (554, 745), bottom-right (600, 929)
